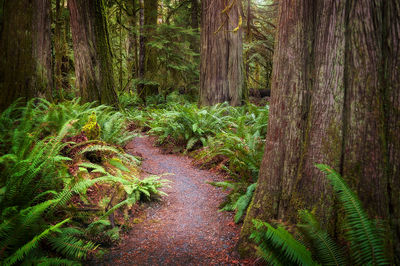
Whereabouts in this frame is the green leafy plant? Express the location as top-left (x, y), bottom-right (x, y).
top-left (0, 99), bottom-right (168, 265)
top-left (250, 165), bottom-right (388, 266)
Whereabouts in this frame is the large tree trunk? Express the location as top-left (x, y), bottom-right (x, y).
top-left (199, 0), bottom-right (244, 106)
top-left (239, 0), bottom-right (400, 262)
top-left (33, 0), bottom-right (53, 100)
top-left (68, 0), bottom-right (118, 106)
top-left (0, 0), bottom-right (53, 111)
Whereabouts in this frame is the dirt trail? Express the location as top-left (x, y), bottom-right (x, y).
top-left (100, 135), bottom-right (252, 265)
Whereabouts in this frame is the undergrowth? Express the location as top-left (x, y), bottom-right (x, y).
top-left (126, 93), bottom-right (269, 223)
top-left (0, 99), bottom-right (168, 265)
top-left (250, 165), bottom-right (388, 266)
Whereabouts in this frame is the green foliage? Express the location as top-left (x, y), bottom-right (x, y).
top-left (126, 99), bottom-right (268, 223)
top-left (297, 210), bottom-right (346, 266)
top-left (82, 112), bottom-right (100, 140)
top-left (0, 99), bottom-right (168, 265)
top-left (316, 164), bottom-right (387, 265)
top-left (251, 219), bottom-right (317, 266)
top-left (250, 165), bottom-right (388, 266)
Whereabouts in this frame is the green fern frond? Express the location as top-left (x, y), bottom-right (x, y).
top-left (48, 233), bottom-right (98, 260)
top-left (234, 183), bottom-right (256, 223)
top-left (35, 256), bottom-right (80, 266)
top-left (316, 164), bottom-right (387, 265)
top-left (3, 218), bottom-right (70, 266)
top-left (298, 210), bottom-right (345, 266)
top-left (250, 219), bottom-right (318, 266)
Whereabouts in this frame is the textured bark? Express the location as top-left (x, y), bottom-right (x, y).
top-left (54, 0), bottom-right (67, 99)
top-left (138, 0), bottom-right (145, 97)
top-left (0, 0), bottom-right (53, 111)
top-left (199, 0), bottom-right (244, 106)
top-left (137, 0), bottom-right (158, 101)
top-left (127, 0), bottom-right (138, 82)
top-left (239, 0), bottom-right (400, 262)
top-left (33, 0), bottom-right (53, 99)
top-left (189, 0), bottom-right (199, 53)
top-left (68, 0), bottom-right (118, 106)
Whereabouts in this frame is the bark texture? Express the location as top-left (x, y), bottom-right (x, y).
top-left (0, 0), bottom-right (53, 111)
top-left (68, 0), bottom-right (118, 106)
top-left (239, 0), bottom-right (400, 262)
top-left (54, 0), bottom-right (70, 99)
top-left (200, 0), bottom-right (244, 106)
top-left (137, 0), bottom-right (158, 101)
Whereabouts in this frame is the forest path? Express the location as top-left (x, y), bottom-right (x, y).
top-left (101, 135), bottom-right (252, 265)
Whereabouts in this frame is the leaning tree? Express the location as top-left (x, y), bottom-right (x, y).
top-left (239, 0), bottom-right (400, 262)
top-left (199, 0), bottom-right (244, 106)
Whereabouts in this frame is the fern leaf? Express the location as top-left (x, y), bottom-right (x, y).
top-left (3, 218), bottom-right (70, 266)
top-left (250, 219), bottom-right (318, 266)
top-left (298, 210), bottom-right (345, 266)
top-left (316, 164), bottom-right (387, 265)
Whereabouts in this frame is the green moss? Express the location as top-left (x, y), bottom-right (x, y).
top-left (82, 112), bottom-right (101, 140)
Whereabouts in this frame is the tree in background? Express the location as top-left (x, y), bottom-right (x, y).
top-left (137, 0), bottom-right (159, 101)
top-left (239, 0), bottom-right (400, 262)
top-left (243, 0), bottom-right (276, 94)
top-left (0, 0), bottom-right (53, 111)
top-left (199, 0), bottom-right (244, 106)
top-left (54, 0), bottom-right (73, 100)
top-left (68, 0), bottom-right (118, 106)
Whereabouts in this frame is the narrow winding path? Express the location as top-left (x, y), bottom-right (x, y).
top-left (102, 135), bottom-right (252, 265)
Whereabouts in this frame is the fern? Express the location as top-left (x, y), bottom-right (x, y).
top-left (316, 164), bottom-right (387, 265)
top-left (234, 183), bottom-right (257, 223)
top-left (48, 228), bottom-right (98, 260)
top-left (250, 219), bottom-right (318, 266)
top-left (250, 165), bottom-right (389, 266)
top-left (298, 210), bottom-right (346, 266)
top-left (3, 218), bottom-right (70, 266)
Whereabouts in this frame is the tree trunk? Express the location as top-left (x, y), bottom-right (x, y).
top-left (239, 0), bottom-right (400, 262)
top-left (127, 0), bottom-right (138, 85)
top-left (138, 0), bottom-right (145, 99)
top-left (0, 0), bottom-right (53, 111)
top-left (137, 0), bottom-right (158, 102)
top-left (189, 0), bottom-right (199, 53)
top-left (68, 0), bottom-right (118, 106)
top-left (33, 0), bottom-right (53, 100)
top-left (200, 0), bottom-right (244, 106)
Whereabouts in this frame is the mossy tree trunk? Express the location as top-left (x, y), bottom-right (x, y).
top-left (199, 0), bottom-right (244, 106)
top-left (137, 0), bottom-right (158, 102)
top-left (189, 0), bottom-right (199, 53)
top-left (127, 0), bottom-right (138, 86)
top-left (68, 0), bottom-right (118, 106)
top-left (239, 0), bottom-right (400, 262)
top-left (54, 0), bottom-right (71, 100)
top-left (0, 0), bottom-right (53, 111)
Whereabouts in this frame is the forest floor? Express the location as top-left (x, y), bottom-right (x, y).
top-left (98, 135), bottom-right (255, 265)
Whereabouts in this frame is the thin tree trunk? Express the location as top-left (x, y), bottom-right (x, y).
top-left (138, 0), bottom-right (145, 99)
top-left (68, 0), bottom-right (118, 106)
top-left (143, 0), bottom-right (158, 98)
top-left (189, 0), bottom-right (199, 53)
top-left (118, 5), bottom-right (123, 92)
top-left (127, 0), bottom-right (138, 87)
top-left (200, 0), bottom-right (244, 106)
top-left (239, 0), bottom-right (400, 262)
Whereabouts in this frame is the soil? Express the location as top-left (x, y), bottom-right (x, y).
top-left (98, 135), bottom-right (255, 265)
